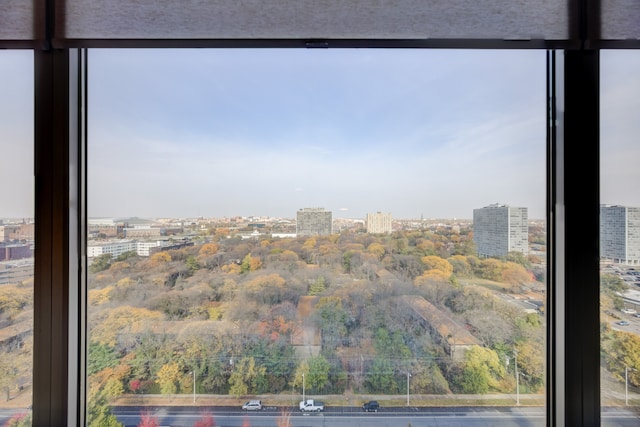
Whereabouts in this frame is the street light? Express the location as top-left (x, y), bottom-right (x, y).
top-left (407, 372), bottom-right (412, 407)
top-left (625, 366), bottom-right (637, 406)
top-left (190, 371), bottom-right (196, 404)
top-left (515, 353), bottom-right (520, 406)
top-left (302, 373), bottom-right (305, 402)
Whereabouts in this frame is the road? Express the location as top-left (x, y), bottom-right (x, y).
top-left (110, 405), bottom-right (640, 427)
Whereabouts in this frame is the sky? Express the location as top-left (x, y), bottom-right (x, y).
top-left (1, 49), bottom-right (639, 220)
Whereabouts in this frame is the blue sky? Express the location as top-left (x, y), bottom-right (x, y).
top-left (1, 49), bottom-right (638, 220)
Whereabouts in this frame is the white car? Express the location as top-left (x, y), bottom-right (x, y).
top-left (621, 308), bottom-right (637, 314)
top-left (242, 400), bottom-right (263, 411)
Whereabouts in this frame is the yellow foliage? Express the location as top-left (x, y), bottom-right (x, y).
top-left (245, 273), bottom-right (286, 294)
top-left (156, 362), bottom-right (181, 394)
top-left (222, 263), bottom-right (241, 274)
top-left (116, 277), bottom-right (136, 288)
top-left (199, 243), bottom-right (219, 256)
top-left (110, 261), bottom-right (130, 271)
top-left (88, 286), bottom-right (114, 306)
top-left (207, 306), bottom-right (224, 320)
top-left (302, 238), bottom-right (317, 250)
top-left (318, 244), bottom-right (337, 255)
top-left (366, 242), bottom-right (385, 259)
top-left (249, 256), bottom-right (262, 271)
top-left (420, 255), bottom-right (453, 277)
top-left (90, 306), bottom-right (163, 346)
top-left (279, 250), bottom-right (299, 262)
top-left (414, 269), bottom-right (450, 286)
top-left (0, 284), bottom-right (32, 316)
top-left (150, 251), bottom-right (172, 264)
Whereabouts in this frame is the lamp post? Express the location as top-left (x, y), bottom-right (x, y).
top-left (406, 372), bottom-right (411, 407)
top-left (625, 366), bottom-right (637, 406)
top-left (515, 353), bottom-right (519, 406)
top-left (302, 373), bottom-right (305, 402)
top-left (191, 371), bottom-right (196, 404)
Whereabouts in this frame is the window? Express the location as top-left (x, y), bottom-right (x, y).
top-left (0, 50), bottom-right (34, 425)
top-left (600, 50), bottom-right (640, 414)
top-left (86, 48), bottom-right (547, 426)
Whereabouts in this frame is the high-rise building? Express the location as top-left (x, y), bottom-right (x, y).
top-left (366, 212), bottom-right (392, 234)
top-left (473, 204), bottom-right (528, 258)
top-left (600, 205), bottom-right (640, 265)
top-left (296, 208), bottom-right (332, 236)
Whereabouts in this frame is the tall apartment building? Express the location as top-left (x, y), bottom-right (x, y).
top-left (366, 212), bottom-right (392, 234)
top-left (473, 204), bottom-right (528, 258)
top-left (600, 205), bottom-right (640, 265)
top-left (296, 208), bottom-right (332, 236)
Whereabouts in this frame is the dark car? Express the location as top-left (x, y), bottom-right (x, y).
top-left (363, 401), bottom-right (380, 412)
top-left (616, 320), bottom-right (630, 326)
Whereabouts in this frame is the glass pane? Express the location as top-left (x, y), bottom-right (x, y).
top-left (87, 48), bottom-right (546, 426)
top-left (0, 50), bottom-right (34, 425)
top-left (63, 0), bottom-right (568, 41)
top-left (601, 50), bottom-right (640, 426)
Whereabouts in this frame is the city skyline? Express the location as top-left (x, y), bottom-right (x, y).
top-left (2, 49), bottom-right (639, 220)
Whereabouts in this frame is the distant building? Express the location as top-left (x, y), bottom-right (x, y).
top-left (600, 205), bottom-right (640, 265)
top-left (473, 204), bottom-right (528, 258)
top-left (366, 212), bottom-right (392, 234)
top-left (0, 259), bottom-right (34, 285)
top-left (0, 243), bottom-right (33, 261)
top-left (88, 240), bottom-right (137, 259)
top-left (123, 225), bottom-right (162, 238)
top-left (0, 223), bottom-right (34, 242)
top-left (296, 208), bottom-right (332, 236)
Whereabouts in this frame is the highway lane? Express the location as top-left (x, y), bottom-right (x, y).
top-left (111, 405), bottom-right (640, 427)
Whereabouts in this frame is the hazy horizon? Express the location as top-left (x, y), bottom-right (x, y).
top-left (2, 49), bottom-right (639, 219)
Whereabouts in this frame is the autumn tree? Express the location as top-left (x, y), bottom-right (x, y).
top-left (514, 340), bottom-right (545, 392)
top-left (501, 261), bottom-right (533, 288)
top-left (199, 242), bottom-right (220, 257)
top-left (87, 361), bottom-right (130, 427)
top-left (243, 273), bottom-right (290, 305)
top-left (241, 253), bottom-right (262, 273)
top-left (447, 255), bottom-right (473, 278)
top-left (366, 242), bottom-right (385, 260)
top-left (138, 412), bottom-right (159, 427)
top-left (228, 357), bottom-right (266, 396)
top-left (156, 362), bottom-right (181, 394)
top-left (603, 330), bottom-right (640, 387)
top-left (456, 346), bottom-right (505, 394)
top-left (194, 411), bottom-right (216, 427)
top-left (150, 251), bottom-right (172, 265)
top-left (90, 306), bottom-right (164, 347)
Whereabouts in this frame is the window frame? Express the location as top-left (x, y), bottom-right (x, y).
top-left (25, 3), bottom-right (613, 427)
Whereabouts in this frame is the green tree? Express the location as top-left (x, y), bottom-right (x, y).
top-left (90, 253), bottom-right (113, 273)
top-left (186, 255), bottom-right (201, 274)
top-left (306, 355), bottom-right (331, 392)
top-left (308, 276), bottom-right (326, 296)
top-left (228, 357), bottom-right (266, 396)
top-left (366, 357), bottom-right (398, 393)
top-left (458, 346), bottom-right (505, 394)
top-left (88, 342), bottom-right (119, 376)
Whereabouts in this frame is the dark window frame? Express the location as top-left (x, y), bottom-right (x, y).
top-left (23, 2), bottom-right (620, 426)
